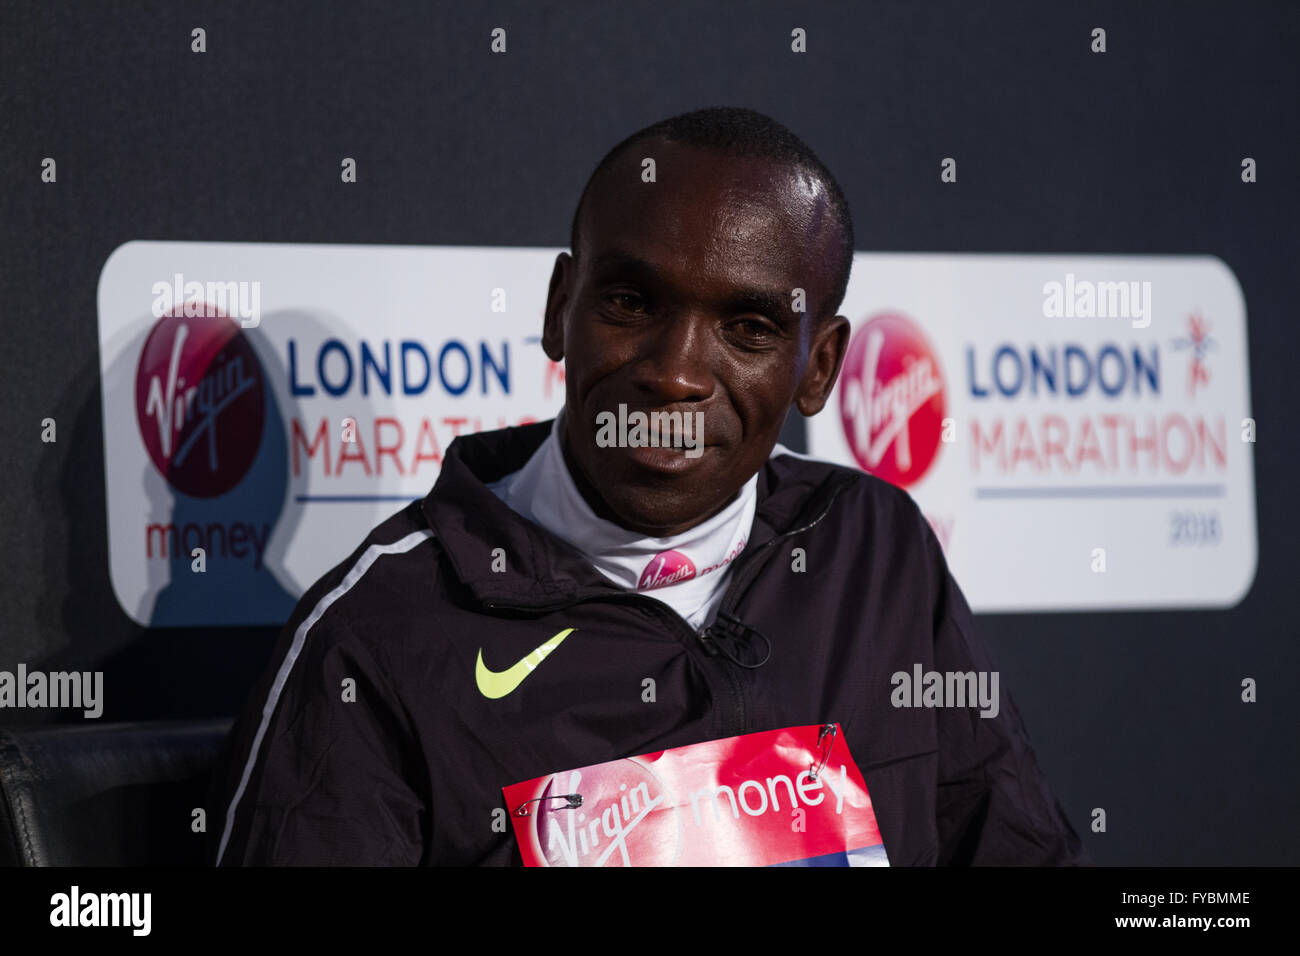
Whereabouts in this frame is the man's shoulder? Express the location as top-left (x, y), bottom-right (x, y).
top-left (765, 444), bottom-right (926, 528)
top-left (282, 498), bottom-right (442, 641)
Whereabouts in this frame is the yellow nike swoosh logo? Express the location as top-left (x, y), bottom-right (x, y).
top-left (475, 628), bottom-right (576, 699)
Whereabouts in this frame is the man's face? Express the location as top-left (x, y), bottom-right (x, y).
top-left (542, 139), bottom-right (850, 537)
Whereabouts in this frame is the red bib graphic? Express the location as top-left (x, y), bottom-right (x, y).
top-left (503, 723), bottom-right (889, 867)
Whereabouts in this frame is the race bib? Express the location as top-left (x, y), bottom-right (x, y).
top-left (503, 723), bottom-right (889, 866)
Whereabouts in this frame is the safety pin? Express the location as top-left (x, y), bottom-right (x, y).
top-left (809, 723), bottom-right (837, 781)
top-left (513, 793), bottom-right (583, 817)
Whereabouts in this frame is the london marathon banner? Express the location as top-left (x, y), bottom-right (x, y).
top-left (809, 254), bottom-right (1255, 612)
top-left (97, 241), bottom-right (563, 627)
top-left (97, 245), bottom-right (1255, 624)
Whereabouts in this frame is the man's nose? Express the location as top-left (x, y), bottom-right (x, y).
top-left (629, 313), bottom-right (714, 403)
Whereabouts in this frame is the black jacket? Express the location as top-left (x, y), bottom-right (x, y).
top-left (210, 418), bottom-right (1087, 866)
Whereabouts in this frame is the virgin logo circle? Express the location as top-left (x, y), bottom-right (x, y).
top-left (839, 312), bottom-right (946, 488)
top-left (135, 308), bottom-right (265, 498)
top-left (638, 550), bottom-right (697, 590)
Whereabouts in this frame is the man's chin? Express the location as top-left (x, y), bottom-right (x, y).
top-left (564, 427), bottom-right (742, 533)
top-left (598, 496), bottom-right (723, 537)
top-left (587, 467), bottom-right (741, 536)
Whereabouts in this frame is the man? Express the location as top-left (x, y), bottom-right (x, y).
top-left (210, 106), bottom-right (1086, 866)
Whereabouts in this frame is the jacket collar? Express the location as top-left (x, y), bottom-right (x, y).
top-left (420, 418), bottom-right (849, 610)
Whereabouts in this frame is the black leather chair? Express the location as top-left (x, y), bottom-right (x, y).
top-left (0, 719), bottom-right (233, 866)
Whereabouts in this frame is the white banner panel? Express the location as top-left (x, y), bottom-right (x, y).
top-left (97, 244), bottom-right (1256, 624)
top-left (809, 254), bottom-right (1256, 611)
top-left (97, 241), bottom-right (565, 626)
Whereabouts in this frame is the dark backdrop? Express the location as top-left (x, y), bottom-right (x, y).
top-left (1, 0), bottom-right (1296, 865)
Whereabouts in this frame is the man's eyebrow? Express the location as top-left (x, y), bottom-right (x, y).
top-left (720, 288), bottom-right (796, 323)
top-left (590, 248), bottom-right (797, 322)
top-left (590, 249), bottom-right (659, 279)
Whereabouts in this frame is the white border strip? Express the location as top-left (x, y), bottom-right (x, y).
top-left (215, 528), bottom-right (435, 864)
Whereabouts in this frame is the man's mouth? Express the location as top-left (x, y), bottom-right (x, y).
top-left (589, 403), bottom-right (712, 466)
top-left (616, 441), bottom-right (712, 474)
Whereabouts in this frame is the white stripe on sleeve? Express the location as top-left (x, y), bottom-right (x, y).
top-left (215, 528), bottom-right (434, 865)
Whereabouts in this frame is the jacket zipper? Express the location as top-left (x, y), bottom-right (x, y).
top-left (691, 472), bottom-right (854, 737)
top-left (484, 471), bottom-right (856, 739)
top-left (710, 472), bottom-right (855, 627)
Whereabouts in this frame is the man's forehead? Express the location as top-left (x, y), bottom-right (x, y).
top-left (580, 141), bottom-right (834, 297)
top-left (585, 140), bottom-right (818, 236)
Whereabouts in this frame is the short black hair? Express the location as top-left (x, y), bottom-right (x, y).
top-left (569, 106), bottom-right (855, 319)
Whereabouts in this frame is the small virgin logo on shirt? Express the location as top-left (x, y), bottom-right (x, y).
top-left (638, 550), bottom-right (697, 590)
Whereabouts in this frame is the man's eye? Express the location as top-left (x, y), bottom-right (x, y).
top-left (731, 318), bottom-right (777, 341)
top-left (606, 292), bottom-right (648, 314)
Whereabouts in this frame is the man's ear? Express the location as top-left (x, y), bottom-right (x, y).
top-left (795, 313), bottom-right (850, 416)
top-left (541, 251), bottom-right (573, 362)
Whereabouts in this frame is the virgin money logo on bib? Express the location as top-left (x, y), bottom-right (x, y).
top-left (533, 759), bottom-right (680, 866)
top-left (505, 724), bottom-right (889, 867)
top-left (839, 312), bottom-right (947, 488)
top-left (638, 550), bottom-right (696, 590)
top-left (134, 309), bottom-right (265, 497)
